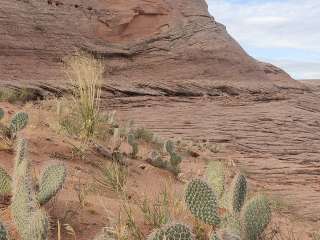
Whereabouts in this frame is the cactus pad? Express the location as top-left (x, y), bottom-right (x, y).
top-left (0, 109), bottom-right (4, 121)
top-left (240, 194), bottom-right (271, 240)
top-left (230, 173), bottom-right (247, 213)
top-left (165, 140), bottom-right (175, 154)
top-left (206, 161), bottom-right (225, 199)
top-left (27, 209), bottom-right (49, 240)
top-left (0, 167), bottom-right (12, 195)
top-left (148, 223), bottom-right (193, 240)
top-left (10, 112), bottom-right (29, 137)
top-left (185, 179), bottom-right (220, 225)
top-left (37, 163), bottom-right (66, 205)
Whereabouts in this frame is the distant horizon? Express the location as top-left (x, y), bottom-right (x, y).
top-left (206, 0), bottom-right (320, 80)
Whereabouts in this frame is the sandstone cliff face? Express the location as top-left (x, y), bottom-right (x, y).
top-left (0, 0), bottom-right (304, 96)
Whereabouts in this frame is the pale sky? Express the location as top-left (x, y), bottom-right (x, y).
top-left (206, 0), bottom-right (320, 79)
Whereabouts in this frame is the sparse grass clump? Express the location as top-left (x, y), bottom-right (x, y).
top-left (64, 52), bottom-right (104, 140)
top-left (96, 162), bottom-right (128, 193)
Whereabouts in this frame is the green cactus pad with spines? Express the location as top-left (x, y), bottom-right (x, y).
top-left (0, 109), bottom-right (4, 121)
top-left (206, 161), bottom-right (225, 200)
top-left (37, 163), bottom-right (66, 205)
top-left (11, 176), bottom-right (38, 239)
top-left (148, 223), bottom-right (193, 240)
top-left (9, 112), bottom-right (29, 137)
top-left (0, 222), bottom-right (8, 240)
top-left (27, 209), bottom-right (49, 240)
top-left (13, 139), bottom-right (30, 192)
top-left (240, 194), bottom-right (271, 240)
top-left (230, 173), bottom-right (247, 213)
top-left (185, 179), bottom-right (220, 225)
top-left (0, 167), bottom-right (12, 195)
top-left (165, 140), bottom-right (175, 154)
top-left (128, 134), bottom-right (139, 158)
top-left (169, 152), bottom-right (182, 167)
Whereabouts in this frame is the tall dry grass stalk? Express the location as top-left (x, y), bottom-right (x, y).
top-left (65, 52), bottom-right (104, 139)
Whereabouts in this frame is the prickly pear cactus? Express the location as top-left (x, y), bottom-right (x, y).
top-left (206, 161), bottom-right (225, 200)
top-left (230, 173), bottom-right (247, 213)
top-left (128, 134), bottom-right (139, 158)
top-left (11, 175), bottom-right (38, 240)
top-left (9, 112), bottom-right (29, 137)
top-left (185, 179), bottom-right (220, 225)
top-left (240, 194), bottom-right (271, 240)
top-left (0, 167), bottom-right (12, 195)
top-left (0, 108), bottom-right (4, 121)
top-left (0, 222), bottom-right (8, 240)
top-left (27, 209), bottom-right (49, 240)
top-left (148, 223), bottom-right (193, 240)
top-left (37, 163), bottom-right (66, 205)
top-left (165, 140), bottom-right (175, 154)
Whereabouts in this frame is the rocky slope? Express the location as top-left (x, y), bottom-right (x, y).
top-left (0, 0), bottom-right (304, 97)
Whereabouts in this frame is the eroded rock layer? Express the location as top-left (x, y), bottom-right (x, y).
top-left (0, 0), bottom-right (304, 96)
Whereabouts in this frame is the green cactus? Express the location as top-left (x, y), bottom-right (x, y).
top-left (9, 112), bottom-right (28, 138)
top-left (0, 167), bottom-right (12, 195)
top-left (128, 133), bottom-right (139, 158)
top-left (165, 140), bottom-right (175, 154)
top-left (148, 223), bottom-right (193, 240)
top-left (0, 108), bottom-right (4, 121)
top-left (27, 209), bottom-right (49, 240)
top-left (240, 194), bottom-right (271, 240)
top-left (11, 175), bottom-right (38, 240)
top-left (147, 151), bottom-right (168, 169)
top-left (206, 161), bottom-right (225, 200)
top-left (230, 173), bottom-right (247, 213)
top-left (37, 163), bottom-right (66, 205)
top-left (0, 222), bottom-right (8, 240)
top-left (185, 179), bottom-right (220, 225)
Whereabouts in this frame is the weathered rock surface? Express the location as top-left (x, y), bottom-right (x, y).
top-left (0, 0), bottom-right (304, 96)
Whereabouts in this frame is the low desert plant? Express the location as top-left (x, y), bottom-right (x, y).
top-left (65, 52), bottom-right (104, 140)
top-left (95, 162), bottom-right (128, 193)
top-left (140, 189), bottom-right (171, 229)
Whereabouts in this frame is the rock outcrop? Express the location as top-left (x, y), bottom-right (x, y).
top-left (0, 0), bottom-right (304, 97)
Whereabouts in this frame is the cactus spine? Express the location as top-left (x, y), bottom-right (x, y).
top-left (185, 179), bottom-right (220, 225)
top-left (148, 223), bottom-right (194, 240)
top-left (240, 194), bottom-right (271, 240)
top-left (230, 173), bottom-right (247, 213)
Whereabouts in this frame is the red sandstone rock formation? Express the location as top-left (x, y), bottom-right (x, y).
top-left (0, 0), bottom-right (305, 96)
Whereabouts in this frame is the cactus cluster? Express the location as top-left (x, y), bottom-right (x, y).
top-left (0, 109), bottom-right (29, 143)
top-left (0, 139), bottom-right (67, 240)
top-left (148, 223), bottom-right (194, 240)
top-left (183, 163), bottom-right (271, 240)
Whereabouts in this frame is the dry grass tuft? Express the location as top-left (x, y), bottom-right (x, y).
top-left (65, 52), bottom-right (104, 139)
